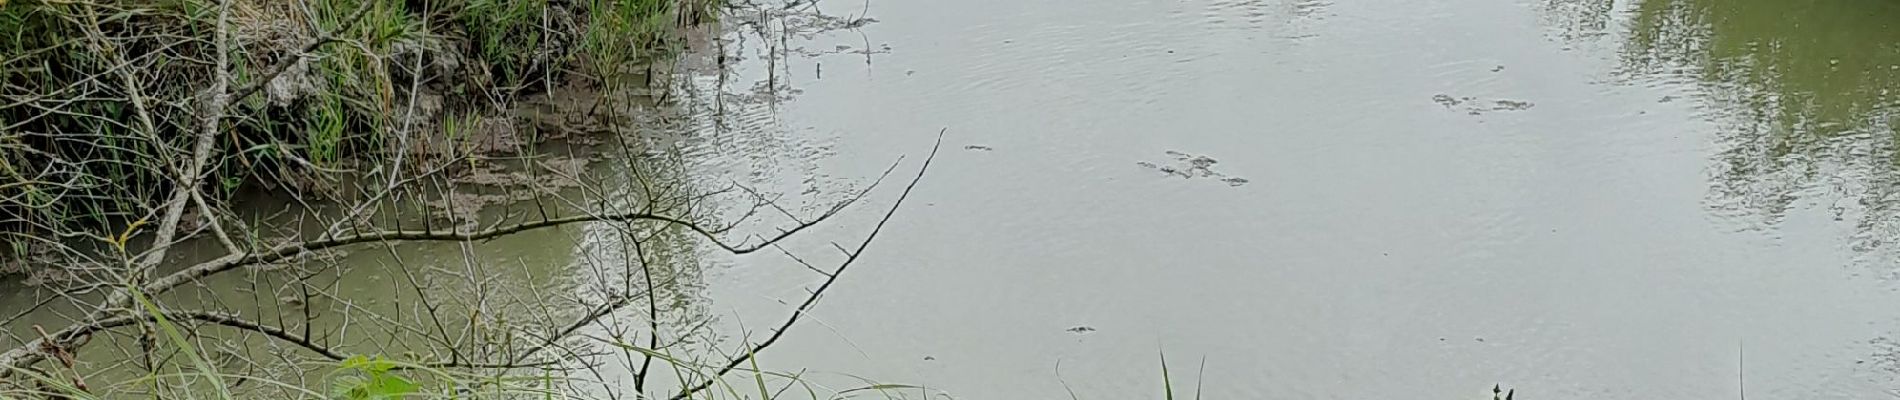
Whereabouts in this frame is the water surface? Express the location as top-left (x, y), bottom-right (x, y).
top-left (678, 0), bottom-right (1900, 398)
top-left (12, 0), bottom-right (1900, 398)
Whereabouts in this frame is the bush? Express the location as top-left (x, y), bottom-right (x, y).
top-left (0, 0), bottom-right (716, 269)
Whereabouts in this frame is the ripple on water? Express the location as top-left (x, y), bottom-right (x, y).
top-left (1202, 0), bottom-right (1272, 29)
top-left (1198, 0), bottom-right (1330, 34)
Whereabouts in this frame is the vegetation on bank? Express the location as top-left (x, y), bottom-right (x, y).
top-left (0, 0), bottom-right (968, 397)
top-left (0, 0), bottom-right (714, 271)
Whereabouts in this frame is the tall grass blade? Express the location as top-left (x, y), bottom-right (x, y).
top-left (1160, 350), bottom-right (1174, 400)
top-left (748, 347), bottom-right (770, 399)
top-left (1, 365), bottom-right (101, 400)
top-left (1195, 356), bottom-right (1206, 400)
top-left (132, 284), bottom-right (233, 399)
top-left (831, 384), bottom-right (927, 399)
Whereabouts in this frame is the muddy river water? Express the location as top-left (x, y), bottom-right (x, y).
top-left (10, 0), bottom-right (1900, 398)
top-left (685, 0), bottom-right (1900, 398)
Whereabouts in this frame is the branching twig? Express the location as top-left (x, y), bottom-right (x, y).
top-left (668, 129), bottom-right (943, 400)
top-left (0, 177), bottom-right (877, 371)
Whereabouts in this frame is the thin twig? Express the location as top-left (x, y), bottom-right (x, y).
top-left (669, 129), bottom-right (944, 400)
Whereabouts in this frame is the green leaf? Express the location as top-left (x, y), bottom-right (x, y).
top-left (333, 355), bottom-right (414, 399)
top-left (341, 355), bottom-right (372, 369)
top-left (367, 374), bottom-right (417, 398)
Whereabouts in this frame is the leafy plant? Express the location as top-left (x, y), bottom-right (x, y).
top-left (332, 356), bottom-right (420, 400)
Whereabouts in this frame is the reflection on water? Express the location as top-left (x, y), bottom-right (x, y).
top-left (1553, 0), bottom-right (1900, 265)
top-left (664, 6), bottom-right (872, 211)
top-left (1633, 0), bottom-right (1900, 260)
top-left (554, 147), bottom-right (730, 399)
top-left (1540, 0), bottom-right (1616, 43)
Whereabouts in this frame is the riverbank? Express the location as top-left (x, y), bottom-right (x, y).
top-left (0, 0), bottom-right (715, 273)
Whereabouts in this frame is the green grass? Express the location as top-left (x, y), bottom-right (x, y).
top-left (4, 328), bottom-right (1518, 400)
top-left (0, 0), bottom-right (722, 266)
top-left (1156, 351), bottom-right (1206, 400)
top-left (2, 326), bottom-right (923, 400)
top-left (462, 0), bottom-right (550, 90)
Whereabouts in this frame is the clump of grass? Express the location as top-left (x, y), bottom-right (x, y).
top-left (579, 0), bottom-right (693, 80)
top-left (1157, 351), bottom-right (1205, 400)
top-left (1492, 384), bottom-right (1515, 400)
top-left (0, 0), bottom-right (218, 233)
top-left (460, 0), bottom-right (550, 91)
top-left (2, 325), bottom-right (924, 400)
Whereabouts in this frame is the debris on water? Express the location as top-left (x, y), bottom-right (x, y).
top-left (964, 144), bottom-right (993, 151)
top-left (1475, 337), bottom-right (1485, 342)
top-left (1434, 94), bottom-right (1533, 115)
top-left (906, 69), bottom-right (916, 75)
top-left (843, 16), bottom-right (879, 29)
top-left (923, 356), bottom-right (936, 361)
top-left (1491, 65), bottom-right (1505, 72)
top-left (1431, 94), bottom-right (1471, 108)
top-left (1658, 95), bottom-right (1677, 103)
top-left (1138, 151), bottom-right (1250, 186)
top-left (1492, 99), bottom-right (1534, 111)
top-left (1066, 326), bottom-right (1097, 334)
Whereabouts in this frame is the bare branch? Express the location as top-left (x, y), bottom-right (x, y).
top-left (0, 189), bottom-right (864, 370)
top-left (669, 129), bottom-right (944, 400)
